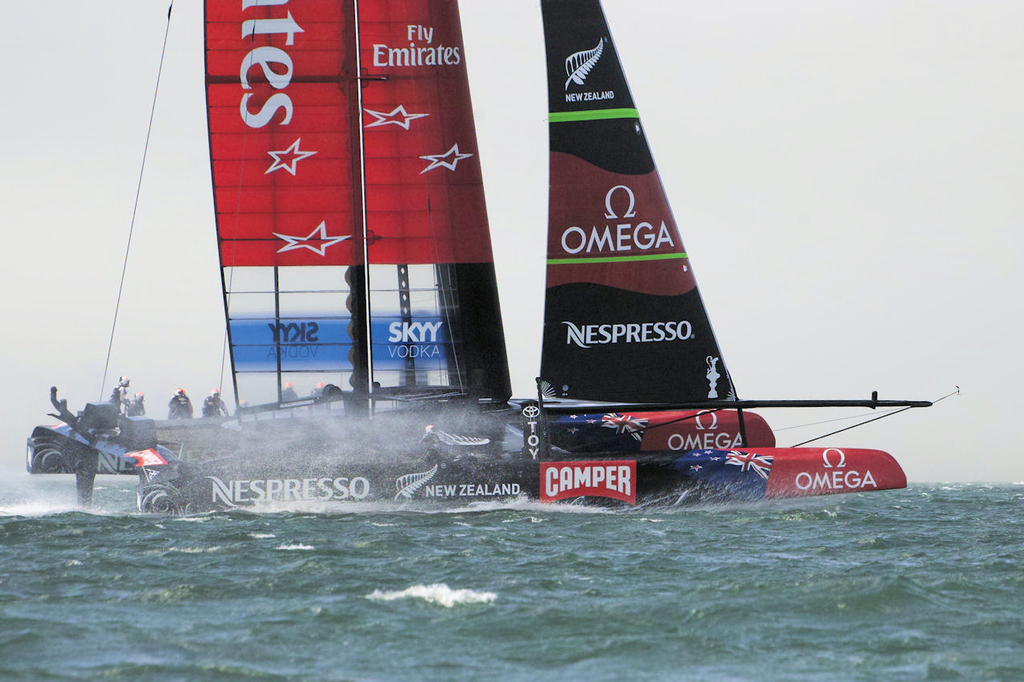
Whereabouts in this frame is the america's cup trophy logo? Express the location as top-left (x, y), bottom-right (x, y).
top-left (706, 356), bottom-right (721, 399)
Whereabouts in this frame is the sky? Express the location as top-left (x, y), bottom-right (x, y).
top-left (2, 0), bottom-right (1022, 485)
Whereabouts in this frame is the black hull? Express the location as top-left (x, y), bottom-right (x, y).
top-left (136, 410), bottom-right (698, 513)
top-left (27, 393), bottom-right (909, 513)
top-left (135, 454), bottom-right (719, 514)
top-left (139, 455), bottom-right (542, 514)
top-left (26, 407), bottom-right (709, 512)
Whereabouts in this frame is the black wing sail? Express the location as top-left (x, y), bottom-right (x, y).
top-left (539, 0), bottom-right (735, 403)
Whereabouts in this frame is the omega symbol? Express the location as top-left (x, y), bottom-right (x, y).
top-left (822, 448), bottom-right (847, 469)
top-left (604, 185), bottom-right (636, 219)
top-left (694, 410), bottom-right (718, 431)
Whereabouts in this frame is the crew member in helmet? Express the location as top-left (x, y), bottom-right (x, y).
top-left (202, 389), bottom-right (230, 418)
top-left (281, 382), bottom-right (298, 402)
top-left (109, 376), bottom-right (131, 414)
top-left (167, 388), bottom-right (193, 419)
top-left (126, 391), bottom-right (146, 417)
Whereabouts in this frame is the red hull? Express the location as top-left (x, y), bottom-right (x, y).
top-left (758, 448), bottom-right (907, 498)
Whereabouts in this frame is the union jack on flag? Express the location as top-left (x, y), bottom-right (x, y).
top-left (725, 450), bottom-right (774, 480)
top-left (601, 413), bottom-right (649, 441)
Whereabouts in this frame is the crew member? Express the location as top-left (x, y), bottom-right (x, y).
top-left (126, 391), bottom-right (146, 417)
top-left (281, 382), bottom-right (298, 402)
top-left (109, 376), bottom-right (131, 414)
top-left (202, 389), bottom-right (230, 418)
top-left (421, 425), bottom-right (446, 463)
top-left (168, 389), bottom-right (193, 419)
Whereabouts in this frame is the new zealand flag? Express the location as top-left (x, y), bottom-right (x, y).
top-left (670, 449), bottom-right (774, 500)
top-left (547, 413), bottom-right (648, 453)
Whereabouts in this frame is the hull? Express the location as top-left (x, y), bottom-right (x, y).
top-left (26, 400), bottom-right (907, 513)
top-left (548, 409), bottom-right (776, 453)
top-left (124, 445), bottom-right (910, 513)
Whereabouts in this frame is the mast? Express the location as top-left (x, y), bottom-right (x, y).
top-left (353, 0), bottom-right (373, 400)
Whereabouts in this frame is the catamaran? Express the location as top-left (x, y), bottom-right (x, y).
top-left (26, 0), bottom-right (930, 513)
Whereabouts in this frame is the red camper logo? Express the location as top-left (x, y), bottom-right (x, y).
top-left (541, 461), bottom-right (637, 504)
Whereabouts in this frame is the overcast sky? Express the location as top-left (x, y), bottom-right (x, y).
top-left (2, 0), bottom-right (1022, 487)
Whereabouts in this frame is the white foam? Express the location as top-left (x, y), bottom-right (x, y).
top-left (367, 583), bottom-right (496, 608)
top-left (167, 546), bottom-right (222, 554)
top-left (0, 471), bottom-right (140, 517)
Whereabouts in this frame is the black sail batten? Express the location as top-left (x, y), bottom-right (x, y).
top-left (539, 0), bottom-right (735, 404)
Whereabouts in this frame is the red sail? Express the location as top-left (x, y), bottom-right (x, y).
top-left (205, 1), bottom-right (509, 405)
top-left (206, 1), bottom-right (363, 268)
top-left (358, 2), bottom-right (495, 265)
top-left (357, 2), bottom-right (508, 400)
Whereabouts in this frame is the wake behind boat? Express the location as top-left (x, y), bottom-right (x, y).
top-left (26, 0), bottom-right (931, 513)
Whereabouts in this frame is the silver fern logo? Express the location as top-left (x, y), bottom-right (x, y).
top-left (564, 38), bottom-right (605, 90)
top-left (395, 464), bottom-right (439, 500)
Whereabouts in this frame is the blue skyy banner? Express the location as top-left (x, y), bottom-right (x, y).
top-left (230, 317), bottom-right (352, 372)
top-left (371, 318), bottom-right (450, 372)
top-left (230, 315), bottom-right (449, 372)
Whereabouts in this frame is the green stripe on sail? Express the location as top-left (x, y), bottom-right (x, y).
top-left (549, 108), bottom-right (640, 123)
top-left (547, 252), bottom-right (688, 265)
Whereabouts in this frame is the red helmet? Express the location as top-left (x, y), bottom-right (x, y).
top-left (176, 388), bottom-right (185, 396)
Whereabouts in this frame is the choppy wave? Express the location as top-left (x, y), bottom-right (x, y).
top-left (367, 583), bottom-right (497, 607)
top-left (1, 483), bottom-right (1022, 681)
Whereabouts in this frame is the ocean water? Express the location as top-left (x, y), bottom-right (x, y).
top-left (1, 477), bottom-right (1022, 681)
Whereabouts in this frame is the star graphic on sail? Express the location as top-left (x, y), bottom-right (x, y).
top-left (265, 138), bottom-right (317, 175)
top-left (419, 144), bottom-right (473, 174)
top-left (273, 222), bottom-right (350, 256)
top-left (364, 105), bottom-right (429, 130)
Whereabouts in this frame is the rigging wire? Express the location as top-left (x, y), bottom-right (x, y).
top-left (551, 387), bottom-right (956, 451)
top-left (774, 382), bottom-right (958, 430)
top-left (99, 2), bottom-right (174, 399)
top-left (773, 409), bottom-right (899, 432)
top-left (788, 387), bottom-right (958, 447)
top-left (789, 407), bottom-right (916, 447)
